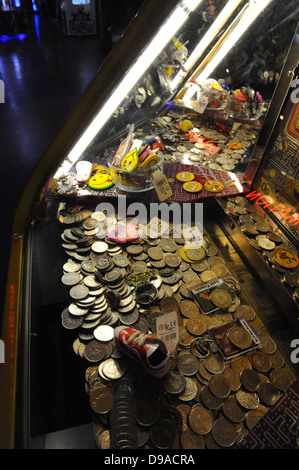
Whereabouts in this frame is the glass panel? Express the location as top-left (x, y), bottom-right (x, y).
top-left (50, 0), bottom-right (299, 198)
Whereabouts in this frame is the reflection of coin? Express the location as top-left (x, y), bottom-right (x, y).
top-left (212, 417), bottom-right (237, 447)
top-left (210, 289), bottom-right (232, 308)
top-left (228, 326), bottom-right (252, 349)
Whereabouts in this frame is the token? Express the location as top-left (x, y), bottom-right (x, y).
top-left (204, 180), bottom-right (225, 192)
top-left (272, 247), bottom-right (299, 269)
top-left (88, 174), bottom-right (114, 190)
top-left (182, 181), bottom-right (203, 193)
top-left (228, 325), bottom-right (252, 349)
top-left (176, 171), bottom-right (195, 182)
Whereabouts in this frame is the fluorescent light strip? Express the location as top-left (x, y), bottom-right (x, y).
top-left (171, 0), bottom-right (243, 90)
top-left (195, 0), bottom-right (273, 84)
top-left (59, 0), bottom-right (202, 175)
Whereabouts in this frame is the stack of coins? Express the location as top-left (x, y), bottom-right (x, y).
top-left (58, 203), bottom-right (296, 449)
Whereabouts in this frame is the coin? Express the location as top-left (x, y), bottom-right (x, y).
top-left (188, 403), bottom-right (213, 435)
top-left (92, 241), bottom-right (108, 253)
top-left (245, 407), bottom-right (267, 429)
top-left (100, 358), bottom-right (126, 380)
top-left (164, 253), bottom-right (181, 268)
top-left (236, 390), bottom-right (259, 409)
top-left (93, 325), bottom-right (114, 342)
top-left (212, 417), bottom-right (237, 447)
top-left (180, 428), bottom-right (205, 449)
top-left (228, 326), bottom-right (252, 349)
top-left (200, 385), bottom-right (224, 411)
top-left (249, 351), bottom-right (271, 373)
top-left (234, 304), bottom-right (256, 321)
top-left (186, 316), bottom-right (206, 336)
top-left (69, 284), bottom-right (89, 300)
top-left (270, 368), bottom-right (294, 391)
top-left (203, 353), bottom-right (225, 374)
top-left (84, 340), bottom-right (107, 362)
top-left (89, 382), bottom-right (113, 414)
top-left (257, 381), bottom-right (280, 406)
top-left (61, 307), bottom-right (83, 329)
top-left (259, 332), bottom-right (277, 355)
top-left (163, 370), bottom-right (186, 394)
top-left (208, 374), bottom-right (230, 398)
top-left (61, 272), bottom-right (83, 286)
top-left (151, 418), bottom-right (176, 449)
top-left (211, 263), bottom-right (229, 277)
top-left (240, 368), bottom-right (262, 392)
top-left (160, 296), bottom-right (180, 313)
top-left (210, 289), bottom-right (232, 308)
top-left (185, 247), bottom-right (206, 262)
top-left (177, 352), bottom-right (199, 376)
top-left (180, 300), bottom-right (199, 318)
top-left (221, 367), bottom-right (241, 391)
top-left (178, 376), bottom-right (198, 401)
top-left (257, 236), bottom-right (276, 250)
top-left (222, 396), bottom-right (246, 423)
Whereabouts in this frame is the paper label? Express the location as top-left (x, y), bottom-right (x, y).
top-left (152, 170), bottom-right (173, 201)
top-left (156, 311), bottom-right (179, 355)
top-left (194, 95), bottom-right (208, 114)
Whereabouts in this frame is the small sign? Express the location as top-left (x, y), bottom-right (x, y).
top-left (194, 95), bottom-right (208, 114)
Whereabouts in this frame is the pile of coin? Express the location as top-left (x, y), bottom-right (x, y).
top-left (223, 195), bottom-right (299, 304)
top-left (58, 203), bottom-right (296, 449)
top-left (132, 108), bottom-right (258, 173)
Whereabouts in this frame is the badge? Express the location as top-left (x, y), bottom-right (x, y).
top-left (204, 180), bottom-right (225, 192)
top-left (88, 173), bottom-right (114, 190)
top-left (176, 171), bottom-right (195, 182)
top-left (183, 181), bottom-right (203, 193)
top-left (120, 148), bottom-right (139, 172)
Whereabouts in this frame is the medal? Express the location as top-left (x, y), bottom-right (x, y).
top-left (204, 180), bottom-right (225, 192)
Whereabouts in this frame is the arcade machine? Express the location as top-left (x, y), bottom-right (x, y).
top-left (1, 0), bottom-right (299, 450)
top-left (60, 0), bottom-right (97, 36)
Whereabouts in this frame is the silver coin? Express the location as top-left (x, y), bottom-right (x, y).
top-left (93, 325), bottom-right (114, 342)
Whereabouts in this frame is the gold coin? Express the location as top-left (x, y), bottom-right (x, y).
top-left (211, 417), bottom-right (237, 447)
top-left (211, 263), bottom-right (229, 277)
top-left (228, 326), bottom-right (252, 349)
top-left (188, 403), bottom-right (214, 435)
top-left (186, 316), bottom-right (206, 336)
top-left (210, 288), bottom-right (232, 308)
top-left (200, 270), bottom-right (217, 282)
top-left (180, 300), bottom-right (199, 318)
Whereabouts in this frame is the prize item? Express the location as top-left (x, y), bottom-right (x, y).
top-left (229, 87), bottom-right (264, 120)
top-left (109, 127), bottom-right (164, 192)
top-left (176, 171), bottom-right (195, 182)
top-left (272, 247), bottom-right (299, 269)
top-left (190, 277), bottom-right (235, 315)
top-left (57, 172), bottom-right (78, 195)
top-left (88, 173), bottom-right (114, 190)
top-left (114, 326), bottom-right (169, 378)
top-left (201, 78), bottom-right (229, 110)
top-left (208, 318), bottom-right (262, 360)
top-left (183, 181), bottom-right (203, 193)
top-left (204, 180), bottom-right (225, 192)
top-left (76, 161), bottom-right (92, 183)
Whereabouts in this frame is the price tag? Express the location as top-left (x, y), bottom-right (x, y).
top-left (152, 170), bottom-right (173, 201)
top-left (156, 311), bottom-right (179, 356)
top-left (194, 95), bottom-right (208, 114)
